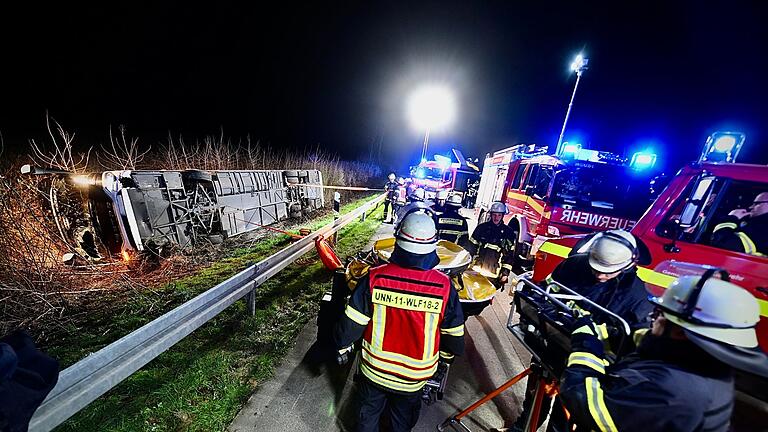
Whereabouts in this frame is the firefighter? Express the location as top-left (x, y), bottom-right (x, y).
top-left (512, 229), bottom-right (653, 432)
top-left (432, 190), bottom-right (449, 215)
top-left (383, 173), bottom-right (399, 224)
top-left (394, 188), bottom-right (430, 226)
top-left (435, 194), bottom-right (470, 249)
top-left (334, 211), bottom-right (465, 432)
top-left (710, 191), bottom-right (767, 256)
top-left (560, 273), bottom-right (768, 432)
top-left (393, 177), bottom-right (408, 217)
top-left (466, 202), bottom-right (515, 289)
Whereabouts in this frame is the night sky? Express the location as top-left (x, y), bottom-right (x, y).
top-left (1, 2), bottom-right (766, 173)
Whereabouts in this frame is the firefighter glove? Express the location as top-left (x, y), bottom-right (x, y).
top-left (570, 317), bottom-right (606, 357)
top-left (337, 346), bottom-right (353, 365)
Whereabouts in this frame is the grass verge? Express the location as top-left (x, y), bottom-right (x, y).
top-left (52, 195), bottom-right (384, 432)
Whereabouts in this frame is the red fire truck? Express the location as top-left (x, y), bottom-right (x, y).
top-left (531, 132), bottom-right (768, 408)
top-left (411, 149), bottom-right (480, 198)
top-left (476, 143), bottom-right (660, 268)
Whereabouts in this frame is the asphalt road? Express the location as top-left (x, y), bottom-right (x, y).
top-left (229, 216), bottom-right (534, 432)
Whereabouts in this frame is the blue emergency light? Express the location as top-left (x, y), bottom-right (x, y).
top-left (560, 142), bottom-right (582, 158)
top-left (415, 168), bottom-right (426, 179)
top-left (700, 131), bottom-right (745, 163)
top-left (630, 152), bottom-right (657, 170)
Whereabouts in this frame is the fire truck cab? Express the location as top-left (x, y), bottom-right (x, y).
top-left (411, 149), bottom-right (480, 198)
top-left (476, 143), bottom-right (659, 268)
top-left (530, 132), bottom-right (768, 409)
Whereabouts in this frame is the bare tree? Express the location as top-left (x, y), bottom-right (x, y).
top-left (29, 114), bottom-right (91, 173)
top-left (99, 125), bottom-right (150, 170)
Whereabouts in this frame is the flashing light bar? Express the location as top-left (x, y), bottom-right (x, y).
top-left (560, 142), bottom-right (582, 158)
top-left (700, 131), bottom-right (745, 163)
top-left (433, 154), bottom-right (452, 169)
top-left (415, 168), bottom-right (426, 179)
top-left (630, 152), bottom-right (657, 170)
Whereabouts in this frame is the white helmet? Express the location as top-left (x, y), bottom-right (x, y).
top-left (489, 202), bottom-right (507, 214)
top-left (397, 177), bottom-right (405, 185)
top-left (651, 274), bottom-right (760, 348)
top-left (395, 211), bottom-right (438, 254)
top-left (446, 194), bottom-right (462, 207)
top-left (388, 173), bottom-right (396, 182)
top-left (409, 188), bottom-right (426, 202)
top-left (436, 190), bottom-right (449, 200)
top-left (587, 230), bottom-right (637, 274)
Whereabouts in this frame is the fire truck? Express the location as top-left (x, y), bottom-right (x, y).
top-left (475, 143), bottom-right (660, 268)
top-left (411, 149), bottom-right (480, 198)
top-left (531, 132), bottom-right (768, 408)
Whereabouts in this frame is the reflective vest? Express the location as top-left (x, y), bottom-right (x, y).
top-left (360, 263), bottom-right (452, 393)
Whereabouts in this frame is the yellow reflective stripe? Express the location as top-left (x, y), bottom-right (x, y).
top-left (344, 305), bottom-right (370, 325)
top-left (438, 218), bottom-right (464, 226)
top-left (635, 267), bottom-right (677, 288)
top-left (714, 222), bottom-right (738, 232)
top-left (736, 232), bottom-right (758, 255)
top-left (469, 236), bottom-right (479, 245)
top-left (360, 363), bottom-right (427, 392)
top-left (483, 243), bottom-right (502, 251)
top-left (361, 350), bottom-right (437, 380)
top-left (542, 243), bottom-right (768, 318)
top-left (361, 340), bottom-right (439, 368)
top-left (538, 241), bottom-right (571, 259)
top-left (440, 324), bottom-right (465, 337)
top-left (439, 351), bottom-right (454, 359)
top-left (596, 324), bottom-right (609, 340)
top-left (586, 377), bottom-right (618, 432)
top-left (568, 352), bottom-right (606, 374)
top-left (572, 325), bottom-right (596, 336)
top-left (423, 311), bottom-right (438, 360)
top-left (371, 304), bottom-right (386, 350)
top-left (544, 274), bottom-right (556, 284)
top-left (502, 263), bottom-right (513, 270)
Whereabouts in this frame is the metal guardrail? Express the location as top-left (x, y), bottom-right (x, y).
top-left (29, 193), bottom-right (386, 432)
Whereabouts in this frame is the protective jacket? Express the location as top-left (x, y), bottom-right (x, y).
top-left (384, 180), bottom-right (399, 202)
top-left (334, 247), bottom-right (465, 394)
top-left (710, 213), bottom-right (767, 257)
top-left (560, 323), bottom-right (734, 432)
top-left (546, 254), bottom-right (653, 332)
top-left (434, 209), bottom-right (470, 249)
top-left (466, 221), bottom-right (515, 278)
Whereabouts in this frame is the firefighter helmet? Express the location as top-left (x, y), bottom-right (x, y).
top-left (388, 173), bottom-right (396, 182)
top-left (587, 230), bottom-right (637, 274)
top-left (446, 194), bottom-right (462, 207)
top-left (489, 202), bottom-right (507, 214)
top-left (650, 273), bottom-right (759, 348)
top-left (395, 211), bottom-right (438, 255)
top-left (397, 177), bottom-right (405, 185)
top-left (409, 188), bottom-right (426, 202)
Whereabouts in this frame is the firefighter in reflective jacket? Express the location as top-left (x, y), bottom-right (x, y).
top-left (435, 194), bottom-right (469, 249)
top-left (334, 211), bottom-right (465, 432)
top-left (710, 191), bottom-right (767, 256)
top-left (512, 230), bottom-right (653, 432)
top-left (383, 173), bottom-right (399, 224)
top-left (560, 273), bottom-right (768, 432)
top-left (466, 202), bottom-right (515, 289)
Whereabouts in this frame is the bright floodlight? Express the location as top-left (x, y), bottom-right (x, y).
top-left (570, 54), bottom-right (589, 75)
top-left (406, 85), bottom-right (456, 131)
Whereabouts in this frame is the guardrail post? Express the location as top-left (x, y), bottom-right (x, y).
top-left (245, 289), bottom-right (256, 316)
top-left (332, 192), bottom-right (341, 244)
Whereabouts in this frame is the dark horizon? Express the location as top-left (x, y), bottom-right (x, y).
top-left (1, 2), bottom-right (766, 174)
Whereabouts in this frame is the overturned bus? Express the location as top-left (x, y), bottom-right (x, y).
top-left (22, 165), bottom-right (324, 260)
